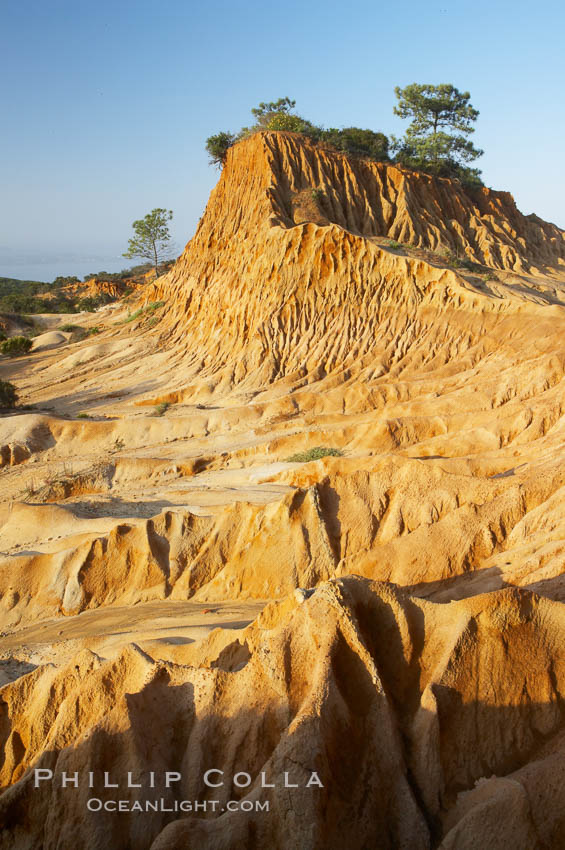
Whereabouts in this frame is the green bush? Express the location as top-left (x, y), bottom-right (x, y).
top-left (154, 401), bottom-right (170, 416)
top-left (386, 239), bottom-right (403, 249)
top-left (78, 294), bottom-right (113, 312)
top-left (285, 446), bottom-right (344, 463)
top-left (59, 323), bottom-right (81, 332)
top-left (319, 127), bottom-right (390, 161)
top-left (0, 380), bottom-right (18, 407)
top-left (206, 132), bottom-right (237, 167)
top-left (206, 99), bottom-right (391, 169)
top-left (1, 336), bottom-right (33, 356)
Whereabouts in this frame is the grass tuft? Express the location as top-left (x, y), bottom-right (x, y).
top-left (285, 446), bottom-right (344, 463)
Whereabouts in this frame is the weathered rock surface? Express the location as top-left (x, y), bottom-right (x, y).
top-left (1, 578), bottom-right (565, 849)
top-left (1, 131), bottom-right (565, 848)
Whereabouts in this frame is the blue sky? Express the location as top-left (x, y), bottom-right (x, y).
top-left (2, 0), bottom-right (564, 280)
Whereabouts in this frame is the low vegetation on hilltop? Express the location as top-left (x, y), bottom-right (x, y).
top-left (206, 84), bottom-right (484, 186)
top-left (0, 262), bottom-right (170, 317)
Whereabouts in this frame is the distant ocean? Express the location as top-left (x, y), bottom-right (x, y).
top-left (0, 249), bottom-right (130, 283)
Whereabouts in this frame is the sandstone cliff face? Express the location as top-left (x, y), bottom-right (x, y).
top-left (144, 132), bottom-right (565, 402)
top-left (181, 131), bottom-right (565, 274)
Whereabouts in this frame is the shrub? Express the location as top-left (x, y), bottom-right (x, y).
top-left (124, 308), bottom-right (143, 323)
top-left (206, 132), bottom-right (237, 167)
top-left (154, 401), bottom-right (170, 416)
top-left (52, 275), bottom-right (80, 287)
top-left (124, 301), bottom-right (165, 323)
top-left (1, 336), bottom-right (32, 356)
top-left (145, 301), bottom-right (165, 313)
top-left (59, 323), bottom-right (81, 332)
top-left (78, 294), bottom-right (113, 312)
top-left (386, 239), bottom-right (403, 249)
top-left (285, 446), bottom-right (344, 463)
top-left (311, 188), bottom-right (324, 204)
top-left (0, 380), bottom-right (18, 408)
top-left (320, 127), bottom-right (390, 161)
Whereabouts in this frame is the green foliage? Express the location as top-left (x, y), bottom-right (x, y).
top-left (59, 323), bottom-right (81, 332)
top-left (0, 276), bottom-right (51, 296)
top-left (82, 263), bottom-right (154, 282)
top-left (52, 275), bottom-right (80, 287)
top-left (311, 188), bottom-right (325, 204)
top-left (394, 83), bottom-right (479, 135)
top-left (239, 98), bottom-right (321, 143)
top-left (285, 446), bottom-right (344, 463)
top-left (146, 300), bottom-right (165, 313)
top-left (77, 294), bottom-right (113, 312)
top-left (205, 132), bottom-right (237, 168)
top-left (393, 83), bottom-right (483, 183)
top-left (319, 127), bottom-right (389, 161)
top-left (251, 97), bottom-right (296, 120)
top-left (386, 239), bottom-right (403, 249)
top-left (1, 336), bottom-right (33, 356)
top-left (123, 301), bottom-right (165, 324)
top-left (77, 412), bottom-right (90, 419)
top-left (442, 248), bottom-right (480, 271)
top-left (207, 98), bottom-right (391, 169)
top-left (0, 380), bottom-right (18, 408)
top-left (154, 401), bottom-right (170, 416)
top-left (123, 208), bottom-right (174, 276)
top-left (0, 292), bottom-right (77, 314)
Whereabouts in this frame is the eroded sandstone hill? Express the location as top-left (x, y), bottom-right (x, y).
top-left (145, 131), bottom-right (565, 400)
top-left (1, 131), bottom-right (565, 849)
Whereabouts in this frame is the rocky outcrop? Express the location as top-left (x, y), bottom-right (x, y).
top-left (141, 132), bottom-right (565, 402)
top-left (1, 578), bottom-right (565, 849)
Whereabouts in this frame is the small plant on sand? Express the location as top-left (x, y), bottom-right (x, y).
top-left (154, 401), bottom-right (170, 416)
top-left (77, 412), bottom-right (90, 419)
top-left (59, 323), bottom-right (81, 332)
top-left (0, 380), bottom-right (18, 408)
top-left (386, 239), bottom-right (403, 249)
top-left (112, 437), bottom-right (125, 451)
top-left (1, 336), bottom-right (32, 356)
top-left (285, 446), bottom-right (344, 463)
top-left (311, 188), bottom-right (324, 204)
top-left (145, 301), bottom-right (165, 314)
top-left (124, 301), bottom-right (165, 324)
